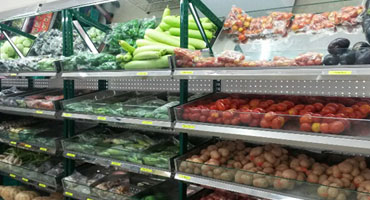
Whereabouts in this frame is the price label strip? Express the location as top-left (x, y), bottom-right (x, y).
top-left (141, 121), bottom-right (153, 125)
top-left (178, 174), bottom-right (191, 180)
top-left (182, 124), bottom-right (195, 129)
top-left (35, 110), bottom-right (44, 114)
top-left (10, 141), bottom-right (16, 145)
top-left (40, 147), bottom-right (48, 152)
top-left (38, 183), bottom-right (46, 188)
top-left (10, 73), bottom-right (17, 76)
top-left (62, 113), bottom-right (72, 117)
top-left (24, 144), bottom-right (32, 148)
top-left (97, 116), bottom-right (107, 121)
top-left (180, 71), bottom-right (194, 75)
top-left (9, 174), bottom-right (16, 178)
top-left (65, 192), bottom-right (73, 197)
top-left (140, 167), bottom-right (153, 173)
top-left (111, 162), bottom-right (121, 167)
top-left (136, 72), bottom-right (148, 76)
top-left (66, 153), bottom-right (76, 158)
top-left (22, 178), bottom-right (28, 182)
top-left (328, 71), bottom-right (352, 75)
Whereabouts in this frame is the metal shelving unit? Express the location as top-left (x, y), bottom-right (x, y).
top-left (0, 172), bottom-right (60, 192)
top-left (0, 106), bottom-right (58, 118)
top-left (62, 70), bottom-right (172, 79)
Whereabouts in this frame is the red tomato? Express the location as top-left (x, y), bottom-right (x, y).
top-left (300, 114), bottom-right (313, 124)
top-left (260, 118), bottom-right (271, 128)
top-left (231, 117), bottom-right (241, 125)
top-left (182, 113), bottom-right (189, 120)
top-left (264, 111), bottom-right (277, 121)
top-left (271, 116), bottom-right (285, 129)
top-left (300, 122), bottom-right (312, 132)
top-left (189, 113), bottom-right (200, 121)
top-left (329, 121), bottom-right (345, 134)
top-left (249, 119), bottom-right (260, 127)
top-left (313, 103), bottom-right (324, 111)
top-left (222, 110), bottom-right (234, 119)
top-left (240, 113), bottom-right (252, 124)
top-left (216, 101), bottom-right (227, 111)
top-left (320, 123), bottom-right (330, 133)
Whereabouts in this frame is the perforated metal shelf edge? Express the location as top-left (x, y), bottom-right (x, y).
top-left (175, 121), bottom-right (370, 155)
top-left (175, 173), bottom-right (309, 200)
top-left (0, 106), bottom-right (57, 119)
top-left (62, 70), bottom-right (172, 79)
top-left (173, 66), bottom-right (370, 81)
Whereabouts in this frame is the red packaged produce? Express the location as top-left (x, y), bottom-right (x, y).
top-left (291, 13), bottom-right (314, 32)
top-left (38, 101), bottom-right (55, 110)
top-left (309, 12), bottom-right (336, 31)
top-left (25, 95), bottom-right (45, 100)
top-left (272, 56), bottom-right (297, 67)
top-left (339, 5), bottom-right (364, 26)
top-left (44, 95), bottom-right (64, 101)
top-left (25, 99), bottom-right (42, 108)
top-left (194, 57), bottom-right (222, 68)
top-left (270, 12), bottom-right (293, 36)
top-left (246, 17), bottom-right (265, 36)
top-left (224, 6), bottom-right (252, 36)
top-left (294, 52), bottom-right (323, 66)
top-left (217, 50), bottom-right (245, 64)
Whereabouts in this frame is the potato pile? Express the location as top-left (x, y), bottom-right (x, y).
top-left (0, 186), bottom-right (62, 200)
top-left (178, 140), bottom-right (370, 200)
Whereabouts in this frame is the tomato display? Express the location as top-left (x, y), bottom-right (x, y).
top-left (199, 190), bottom-right (264, 200)
top-left (176, 94), bottom-right (370, 136)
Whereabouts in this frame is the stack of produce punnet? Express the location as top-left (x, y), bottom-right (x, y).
top-left (62, 90), bottom-right (203, 121)
top-left (0, 185), bottom-right (63, 200)
top-left (0, 148), bottom-right (64, 187)
top-left (176, 140), bottom-right (370, 200)
top-left (62, 127), bottom-right (188, 169)
top-left (175, 93), bottom-right (370, 137)
top-left (0, 87), bottom-right (42, 105)
top-left (175, 2), bottom-right (370, 68)
top-left (62, 165), bottom-right (164, 200)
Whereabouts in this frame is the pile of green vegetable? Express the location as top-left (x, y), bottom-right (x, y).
top-left (87, 27), bottom-right (106, 45)
top-left (64, 127), bottom-right (181, 168)
top-left (64, 93), bottom-right (179, 120)
top-left (0, 56), bottom-right (57, 72)
top-left (0, 36), bottom-right (33, 59)
top-left (105, 18), bottom-right (157, 54)
top-left (62, 52), bottom-right (117, 71)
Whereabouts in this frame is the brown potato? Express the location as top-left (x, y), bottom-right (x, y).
top-left (351, 167), bottom-right (360, 177)
top-left (319, 174), bottom-right (328, 184)
top-left (282, 169), bottom-right (298, 179)
top-left (317, 186), bottom-right (329, 198)
top-left (271, 147), bottom-right (282, 157)
top-left (307, 174), bottom-right (319, 183)
top-left (333, 166), bottom-right (341, 178)
top-left (240, 173), bottom-right (253, 185)
top-left (263, 167), bottom-right (274, 174)
top-left (253, 178), bottom-right (269, 188)
top-left (250, 147), bottom-right (263, 157)
top-left (207, 145), bottom-right (217, 151)
top-left (338, 162), bottom-right (353, 174)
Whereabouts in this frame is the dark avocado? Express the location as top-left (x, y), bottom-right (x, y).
top-left (328, 38), bottom-right (350, 55)
top-left (323, 54), bottom-right (340, 65)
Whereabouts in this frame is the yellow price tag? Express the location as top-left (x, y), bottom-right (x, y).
top-left (65, 192), bottom-right (73, 196)
top-left (9, 174), bottom-right (16, 178)
top-left (87, 198), bottom-right (94, 200)
top-left (137, 72), bottom-right (148, 76)
top-left (10, 141), bottom-right (16, 145)
top-left (141, 121), bottom-right (153, 125)
top-left (10, 73), bottom-right (17, 76)
top-left (180, 71), bottom-right (194, 75)
top-left (35, 110), bottom-right (44, 114)
top-left (140, 168), bottom-right (153, 173)
top-left (40, 147), bottom-right (47, 151)
top-left (62, 113), bottom-right (72, 117)
top-left (328, 71), bottom-right (352, 75)
top-left (97, 116), bottom-right (106, 121)
top-left (66, 153), bottom-right (76, 158)
top-left (24, 144), bottom-right (32, 148)
top-left (111, 162), bottom-right (121, 166)
top-left (178, 174), bottom-right (191, 180)
top-left (38, 183), bottom-right (46, 188)
top-left (22, 178), bottom-right (28, 182)
top-left (182, 124), bottom-right (195, 129)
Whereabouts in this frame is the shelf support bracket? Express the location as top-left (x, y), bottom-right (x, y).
top-left (70, 10), bottom-right (111, 33)
top-left (190, 0), bottom-right (223, 30)
top-left (0, 23), bottom-right (36, 40)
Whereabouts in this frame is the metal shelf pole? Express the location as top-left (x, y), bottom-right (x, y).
top-left (179, 0), bottom-right (189, 199)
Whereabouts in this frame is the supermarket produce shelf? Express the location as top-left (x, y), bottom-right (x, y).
top-left (173, 66), bottom-right (370, 80)
top-left (0, 72), bottom-right (57, 77)
top-left (63, 189), bottom-right (98, 200)
top-left (0, 170), bottom-right (60, 192)
top-left (0, 106), bottom-right (57, 118)
top-left (61, 70), bottom-right (172, 78)
top-left (175, 172), bottom-right (310, 200)
top-left (0, 137), bottom-right (58, 155)
top-left (62, 112), bottom-right (172, 128)
top-left (175, 121), bottom-right (370, 155)
top-left (63, 150), bottom-right (172, 178)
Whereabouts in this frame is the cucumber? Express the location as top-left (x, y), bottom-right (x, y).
top-left (133, 51), bottom-right (162, 60)
top-left (136, 39), bottom-right (168, 47)
top-left (124, 55), bottom-right (170, 70)
top-left (123, 53), bottom-right (132, 62)
top-left (118, 40), bottom-right (135, 54)
top-left (163, 16), bottom-right (215, 30)
top-left (159, 22), bottom-right (171, 31)
top-left (169, 28), bottom-right (213, 40)
top-left (133, 45), bottom-right (175, 56)
top-left (146, 29), bottom-right (202, 49)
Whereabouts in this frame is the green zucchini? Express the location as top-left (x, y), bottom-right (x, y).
top-left (136, 39), bottom-right (167, 47)
top-left (169, 28), bottom-right (213, 40)
top-left (163, 16), bottom-right (215, 30)
top-left (123, 53), bottom-right (132, 62)
top-left (159, 22), bottom-right (171, 31)
top-left (124, 55), bottom-right (170, 70)
top-left (133, 51), bottom-right (162, 60)
top-left (118, 40), bottom-right (135, 54)
top-left (133, 45), bottom-right (175, 56)
top-left (145, 29), bottom-right (201, 49)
